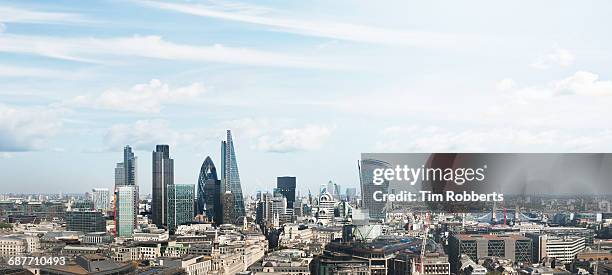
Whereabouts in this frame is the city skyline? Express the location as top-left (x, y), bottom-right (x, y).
top-left (3, 1), bottom-right (612, 195)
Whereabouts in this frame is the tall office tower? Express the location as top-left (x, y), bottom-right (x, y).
top-left (220, 130), bottom-right (246, 220)
top-left (167, 184), bottom-right (195, 233)
top-left (115, 185), bottom-right (138, 237)
top-left (359, 159), bottom-right (390, 220)
top-left (114, 163), bottom-right (125, 186)
top-left (255, 192), bottom-right (273, 225)
top-left (92, 188), bottom-right (110, 212)
top-left (197, 156), bottom-right (218, 216)
top-left (123, 145), bottom-right (137, 186)
top-left (114, 146), bottom-right (138, 238)
top-left (152, 145), bottom-right (174, 228)
top-left (203, 179), bottom-right (222, 223)
top-left (276, 176), bottom-right (296, 209)
top-left (345, 187), bottom-right (357, 201)
top-left (221, 191), bottom-right (235, 224)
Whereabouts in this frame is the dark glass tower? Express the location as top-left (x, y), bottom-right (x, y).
top-left (123, 145), bottom-right (137, 186)
top-left (197, 156), bottom-right (218, 217)
top-left (152, 145), bottom-right (173, 228)
top-left (220, 130), bottom-right (246, 221)
top-left (277, 176), bottom-right (296, 208)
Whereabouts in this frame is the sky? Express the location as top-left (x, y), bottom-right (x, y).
top-left (2, 0), bottom-right (612, 196)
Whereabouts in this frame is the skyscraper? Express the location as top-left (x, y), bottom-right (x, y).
top-left (92, 188), bottom-right (110, 212)
top-left (197, 156), bottom-right (218, 216)
top-left (167, 184), bottom-right (195, 233)
top-left (359, 159), bottom-right (390, 220)
top-left (114, 163), bottom-right (124, 186)
top-left (203, 179), bottom-right (222, 223)
top-left (115, 185), bottom-right (138, 237)
top-left (220, 130), bottom-right (246, 221)
top-left (123, 145), bottom-right (137, 186)
top-left (152, 145), bottom-right (174, 228)
top-left (114, 145), bottom-right (138, 237)
top-left (276, 176), bottom-right (296, 208)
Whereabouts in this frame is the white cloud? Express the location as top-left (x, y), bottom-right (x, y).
top-left (0, 23), bottom-right (5, 33)
top-left (531, 47), bottom-right (575, 69)
top-left (503, 71), bottom-right (612, 101)
top-left (0, 34), bottom-right (330, 68)
top-left (0, 104), bottom-right (62, 152)
top-left (496, 78), bottom-right (516, 91)
top-left (0, 6), bottom-right (85, 24)
top-left (104, 120), bottom-right (189, 151)
top-left (256, 125), bottom-right (332, 153)
top-left (70, 79), bottom-right (206, 113)
top-left (140, 0), bottom-right (472, 48)
top-left (376, 126), bottom-right (612, 152)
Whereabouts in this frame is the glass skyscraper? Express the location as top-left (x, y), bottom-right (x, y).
top-left (359, 158), bottom-right (390, 220)
top-left (276, 176), bottom-right (296, 208)
top-left (114, 145), bottom-right (138, 238)
top-left (220, 130), bottom-right (246, 220)
top-left (115, 185), bottom-right (138, 237)
top-left (152, 145), bottom-right (174, 228)
top-left (167, 184), bottom-right (195, 233)
top-left (123, 145), bottom-right (137, 186)
top-left (197, 156), bottom-right (218, 217)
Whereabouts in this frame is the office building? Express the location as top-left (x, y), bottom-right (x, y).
top-left (221, 191), bottom-right (235, 224)
top-left (316, 192), bottom-right (335, 225)
top-left (448, 234), bottom-right (532, 273)
top-left (359, 159), bottom-right (390, 220)
top-left (92, 188), bottom-right (110, 212)
top-left (0, 235), bottom-right (40, 256)
top-left (114, 145), bottom-right (137, 186)
top-left (526, 233), bottom-right (586, 263)
top-left (197, 156), bottom-right (218, 216)
top-left (203, 179), bottom-right (222, 224)
top-left (65, 210), bottom-right (106, 233)
top-left (152, 144), bottom-right (174, 228)
top-left (114, 163), bottom-right (124, 187)
top-left (167, 184), bottom-right (195, 232)
top-left (115, 185), bottom-right (138, 238)
top-left (277, 176), bottom-right (296, 208)
top-left (220, 130), bottom-right (246, 220)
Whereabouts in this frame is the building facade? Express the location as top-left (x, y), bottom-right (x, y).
top-left (197, 156), bottom-right (218, 218)
top-left (277, 176), bottom-right (296, 209)
top-left (152, 144), bottom-right (174, 228)
top-left (359, 159), bottom-right (391, 220)
top-left (92, 188), bottom-right (110, 212)
top-left (65, 210), bottom-right (106, 233)
top-left (167, 184), bottom-right (195, 232)
top-left (115, 185), bottom-right (138, 238)
top-left (448, 234), bottom-right (532, 273)
top-left (220, 130), bottom-right (246, 220)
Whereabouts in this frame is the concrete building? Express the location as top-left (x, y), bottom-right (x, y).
top-left (448, 234), bottom-right (532, 273)
top-left (0, 234), bottom-right (40, 256)
top-left (156, 255), bottom-right (212, 275)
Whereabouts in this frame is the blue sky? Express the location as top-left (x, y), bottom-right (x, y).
top-left (2, 0), bottom-right (612, 196)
